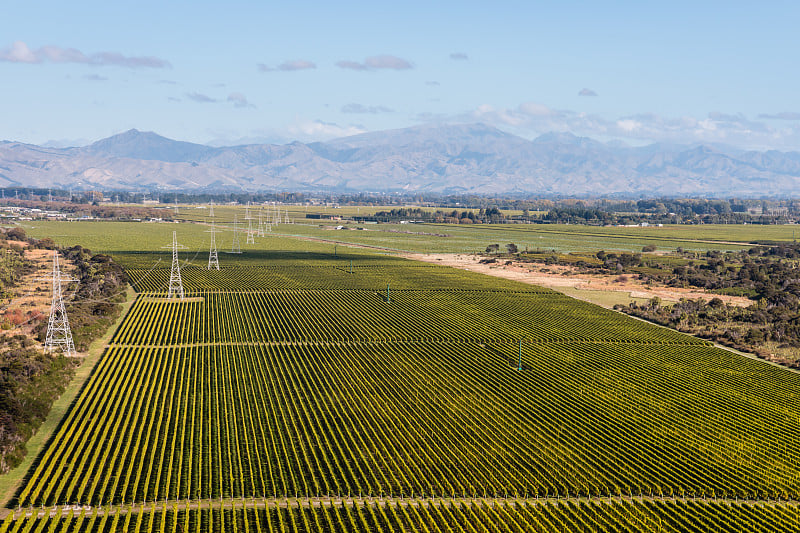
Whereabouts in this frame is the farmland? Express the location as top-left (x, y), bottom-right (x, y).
top-left (3, 218), bottom-right (800, 531)
top-left (21, 216), bottom-right (800, 257)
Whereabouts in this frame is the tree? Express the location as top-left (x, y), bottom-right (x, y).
top-left (506, 243), bottom-right (518, 254)
top-left (485, 244), bottom-right (500, 254)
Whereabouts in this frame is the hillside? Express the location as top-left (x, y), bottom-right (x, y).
top-left (2, 124), bottom-right (800, 195)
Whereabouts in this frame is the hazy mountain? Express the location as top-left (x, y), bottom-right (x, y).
top-left (2, 124), bottom-right (800, 195)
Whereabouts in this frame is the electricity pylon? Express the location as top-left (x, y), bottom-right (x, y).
top-left (163, 231), bottom-right (187, 299)
top-left (208, 200), bottom-right (215, 217)
top-left (231, 215), bottom-right (241, 253)
top-left (207, 221), bottom-right (220, 270)
top-left (245, 201), bottom-right (252, 221)
top-left (246, 218), bottom-right (255, 244)
top-left (43, 252), bottom-right (77, 356)
top-left (174, 195), bottom-right (179, 216)
top-left (257, 208), bottom-right (265, 237)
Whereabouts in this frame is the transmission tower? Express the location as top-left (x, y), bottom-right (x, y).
top-left (231, 215), bottom-right (241, 253)
top-left (246, 218), bottom-right (255, 244)
top-left (174, 195), bottom-right (179, 216)
top-left (208, 200), bottom-right (215, 218)
top-left (245, 201), bottom-right (252, 221)
top-left (163, 231), bottom-right (187, 299)
top-left (43, 252), bottom-right (77, 356)
top-left (257, 208), bottom-right (265, 237)
top-left (207, 221), bottom-right (220, 270)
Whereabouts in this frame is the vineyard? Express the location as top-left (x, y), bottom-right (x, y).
top-left (3, 499), bottom-right (800, 532)
top-left (5, 222), bottom-right (800, 531)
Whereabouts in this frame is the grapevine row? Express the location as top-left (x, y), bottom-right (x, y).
top-left (3, 499), bottom-right (800, 532)
top-left (111, 291), bottom-right (706, 346)
top-left (16, 342), bottom-right (800, 507)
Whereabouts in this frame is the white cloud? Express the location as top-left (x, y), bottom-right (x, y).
top-left (337, 55), bottom-right (413, 71)
top-left (518, 102), bottom-right (559, 117)
top-left (616, 119), bottom-right (640, 132)
top-left (0, 41), bottom-right (37, 63)
top-left (186, 92), bottom-right (217, 103)
top-left (578, 88), bottom-right (597, 96)
top-left (758, 112), bottom-right (800, 121)
top-left (449, 52), bottom-right (468, 61)
top-left (443, 101), bottom-right (800, 150)
top-left (0, 41), bottom-right (170, 68)
top-left (227, 92), bottom-right (255, 108)
top-left (341, 103), bottom-right (394, 114)
top-left (288, 119), bottom-right (367, 140)
top-left (258, 59), bottom-right (316, 72)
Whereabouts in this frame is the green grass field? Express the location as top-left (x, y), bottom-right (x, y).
top-left (20, 218), bottom-right (799, 259)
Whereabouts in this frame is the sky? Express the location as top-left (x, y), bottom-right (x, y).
top-left (2, 0), bottom-right (800, 150)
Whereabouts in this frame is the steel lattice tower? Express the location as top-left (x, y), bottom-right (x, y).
top-left (257, 208), bottom-right (265, 237)
top-left (208, 200), bottom-right (215, 217)
top-left (44, 252), bottom-right (76, 356)
top-left (207, 221), bottom-right (220, 270)
top-left (166, 231), bottom-right (186, 299)
top-left (231, 215), bottom-right (242, 253)
top-left (246, 218), bottom-right (255, 244)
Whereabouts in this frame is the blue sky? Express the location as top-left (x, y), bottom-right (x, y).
top-left (2, 1), bottom-right (800, 149)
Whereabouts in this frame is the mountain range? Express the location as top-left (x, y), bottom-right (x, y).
top-left (2, 123), bottom-right (800, 196)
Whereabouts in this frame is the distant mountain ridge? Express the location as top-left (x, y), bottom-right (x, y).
top-left (1, 124), bottom-right (800, 195)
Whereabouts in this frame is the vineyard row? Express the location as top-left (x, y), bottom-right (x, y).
top-left (17, 342), bottom-right (800, 507)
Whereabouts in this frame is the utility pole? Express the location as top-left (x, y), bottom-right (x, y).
top-left (43, 252), bottom-right (77, 356)
top-left (207, 221), bottom-right (220, 270)
top-left (231, 215), bottom-right (241, 253)
top-left (163, 231), bottom-right (186, 299)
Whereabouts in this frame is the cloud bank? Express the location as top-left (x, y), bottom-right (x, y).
top-left (0, 41), bottom-right (170, 68)
top-left (427, 102), bottom-right (800, 150)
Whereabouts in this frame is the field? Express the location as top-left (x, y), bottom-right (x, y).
top-left (21, 217), bottom-right (800, 258)
top-left (3, 219), bottom-right (800, 531)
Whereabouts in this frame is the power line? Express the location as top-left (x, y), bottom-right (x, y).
top-left (231, 215), bottom-right (241, 253)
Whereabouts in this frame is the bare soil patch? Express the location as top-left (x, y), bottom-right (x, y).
top-left (403, 253), bottom-right (753, 309)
